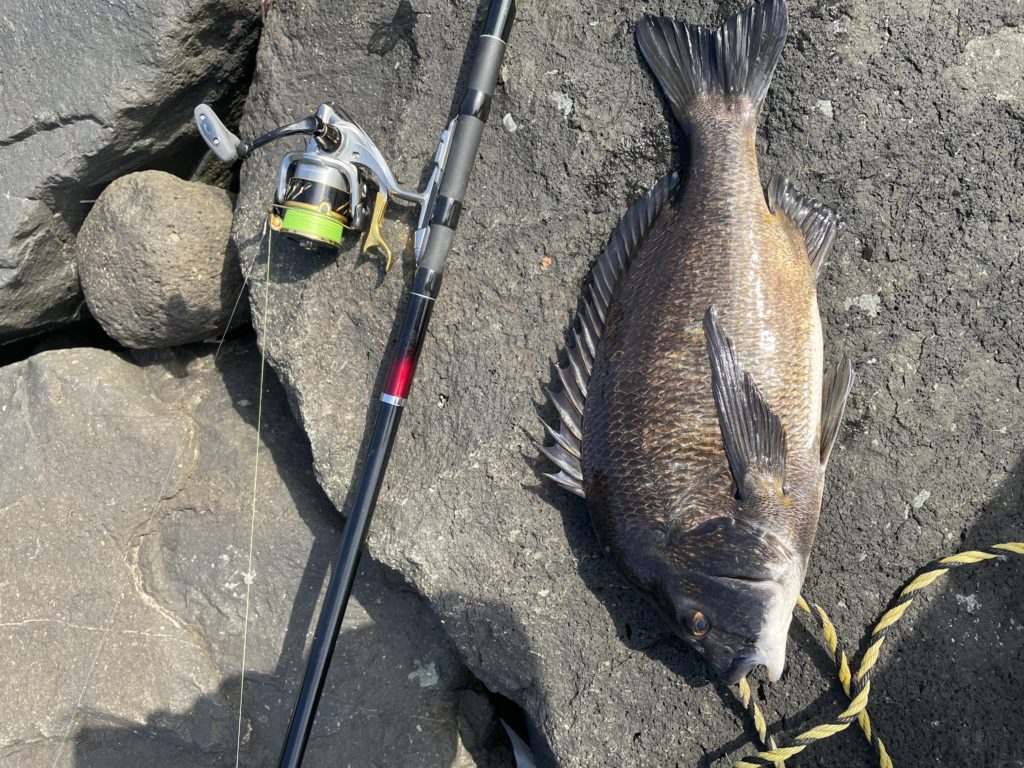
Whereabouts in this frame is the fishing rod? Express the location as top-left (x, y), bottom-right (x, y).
top-left (194, 0), bottom-right (515, 764)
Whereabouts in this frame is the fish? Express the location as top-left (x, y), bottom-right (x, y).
top-left (540, 0), bottom-right (854, 684)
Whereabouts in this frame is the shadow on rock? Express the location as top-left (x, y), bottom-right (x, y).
top-left (213, 337), bottom-right (512, 766)
top-left (235, 222), bottom-right (339, 286)
top-left (432, 592), bottom-right (550, 768)
top-left (854, 453), bottom-right (1023, 765)
top-left (71, 586), bottom-right (505, 768)
top-left (758, 454), bottom-right (1024, 767)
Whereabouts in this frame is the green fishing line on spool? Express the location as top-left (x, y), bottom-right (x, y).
top-left (280, 205), bottom-right (345, 246)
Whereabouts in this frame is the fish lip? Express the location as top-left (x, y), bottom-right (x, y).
top-left (722, 647), bottom-right (772, 685)
top-left (709, 573), bottom-right (783, 591)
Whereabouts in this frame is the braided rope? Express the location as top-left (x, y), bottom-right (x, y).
top-left (732, 542), bottom-right (1024, 767)
top-left (734, 677), bottom-right (785, 767)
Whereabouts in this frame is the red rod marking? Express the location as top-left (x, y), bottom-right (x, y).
top-left (384, 352), bottom-right (417, 399)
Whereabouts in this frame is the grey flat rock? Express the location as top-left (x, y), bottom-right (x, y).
top-left (0, 343), bottom-right (508, 767)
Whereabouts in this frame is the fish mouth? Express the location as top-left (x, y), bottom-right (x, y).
top-left (710, 572), bottom-right (786, 597)
top-left (723, 646), bottom-right (777, 685)
top-left (712, 573), bottom-right (777, 587)
top-left (708, 574), bottom-right (790, 683)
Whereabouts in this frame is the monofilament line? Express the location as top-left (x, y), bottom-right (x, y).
top-left (235, 223), bottom-right (273, 767)
top-left (49, 229), bottom-right (265, 768)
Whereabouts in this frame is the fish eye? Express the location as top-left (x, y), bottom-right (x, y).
top-left (691, 611), bottom-right (710, 636)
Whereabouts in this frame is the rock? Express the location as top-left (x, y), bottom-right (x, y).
top-left (0, 0), bottom-right (260, 343)
top-left (233, 0), bottom-right (1024, 765)
top-left (75, 171), bottom-right (246, 348)
top-left (0, 342), bottom-right (508, 767)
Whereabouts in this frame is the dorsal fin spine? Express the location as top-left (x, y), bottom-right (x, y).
top-left (539, 172), bottom-right (679, 498)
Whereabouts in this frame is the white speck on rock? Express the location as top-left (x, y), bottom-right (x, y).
top-left (955, 593), bottom-right (981, 614)
top-left (912, 489), bottom-right (931, 509)
top-left (549, 91), bottom-right (573, 118)
top-left (945, 27), bottom-right (1024, 106)
top-left (844, 293), bottom-right (881, 317)
top-left (408, 661), bottom-right (439, 688)
top-left (814, 99), bottom-right (834, 119)
top-left (502, 113), bottom-right (518, 133)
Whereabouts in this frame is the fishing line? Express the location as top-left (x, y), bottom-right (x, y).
top-left (732, 541), bottom-right (1024, 768)
top-left (48, 224), bottom-right (266, 768)
top-left (235, 221), bottom-right (274, 766)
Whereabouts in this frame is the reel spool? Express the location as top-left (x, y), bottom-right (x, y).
top-left (271, 159), bottom-right (353, 250)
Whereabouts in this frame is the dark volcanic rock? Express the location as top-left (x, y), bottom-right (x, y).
top-left (233, 0), bottom-right (1024, 765)
top-left (0, 0), bottom-right (261, 343)
top-left (76, 171), bottom-right (247, 348)
top-left (0, 343), bottom-right (507, 767)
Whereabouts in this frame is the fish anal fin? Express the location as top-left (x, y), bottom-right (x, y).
top-left (768, 174), bottom-right (839, 277)
top-left (820, 357), bottom-right (854, 466)
top-left (538, 172), bottom-right (678, 499)
top-left (702, 306), bottom-right (788, 500)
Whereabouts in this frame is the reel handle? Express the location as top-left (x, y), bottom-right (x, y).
top-left (194, 104), bottom-right (244, 162)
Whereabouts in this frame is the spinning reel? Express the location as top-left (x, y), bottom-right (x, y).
top-left (194, 103), bottom-right (451, 271)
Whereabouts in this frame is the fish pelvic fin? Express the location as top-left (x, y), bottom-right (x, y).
top-left (702, 306), bottom-right (788, 500)
top-left (768, 174), bottom-right (840, 278)
top-left (820, 357), bottom-right (855, 466)
top-left (635, 0), bottom-right (789, 132)
top-left (539, 172), bottom-right (678, 499)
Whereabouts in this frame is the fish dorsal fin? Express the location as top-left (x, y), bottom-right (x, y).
top-left (767, 174), bottom-right (839, 278)
top-left (820, 357), bottom-right (854, 466)
top-left (702, 305), bottom-right (787, 499)
top-left (540, 172), bottom-right (678, 498)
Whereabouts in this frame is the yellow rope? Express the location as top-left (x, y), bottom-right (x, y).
top-left (732, 542), bottom-right (1024, 767)
top-left (734, 678), bottom-right (786, 767)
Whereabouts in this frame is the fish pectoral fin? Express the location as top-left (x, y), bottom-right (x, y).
top-left (702, 306), bottom-right (788, 500)
top-left (820, 357), bottom-right (855, 466)
top-left (767, 174), bottom-right (839, 278)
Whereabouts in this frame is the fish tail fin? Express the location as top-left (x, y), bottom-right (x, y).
top-left (636, 0), bottom-right (789, 132)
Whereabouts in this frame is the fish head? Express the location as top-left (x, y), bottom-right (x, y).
top-left (647, 515), bottom-right (804, 683)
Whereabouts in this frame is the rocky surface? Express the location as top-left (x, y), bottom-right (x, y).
top-left (0, 342), bottom-right (511, 767)
top-left (0, 0), bottom-right (260, 343)
top-left (231, 0), bottom-right (1024, 765)
top-left (76, 171), bottom-right (247, 348)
